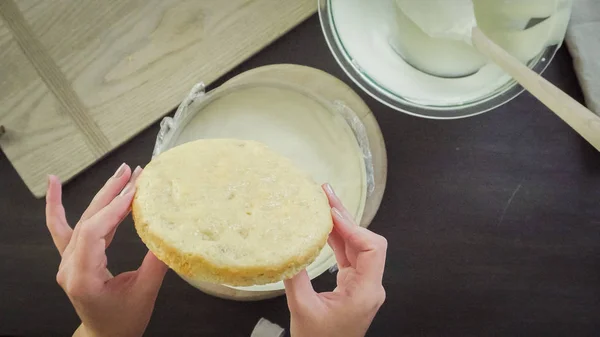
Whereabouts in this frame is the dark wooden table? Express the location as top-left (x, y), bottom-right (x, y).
top-left (2, 15), bottom-right (599, 337)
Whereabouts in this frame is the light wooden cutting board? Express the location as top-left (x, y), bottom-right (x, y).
top-left (0, 0), bottom-right (316, 198)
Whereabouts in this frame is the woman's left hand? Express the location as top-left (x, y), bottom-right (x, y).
top-left (45, 164), bottom-right (168, 337)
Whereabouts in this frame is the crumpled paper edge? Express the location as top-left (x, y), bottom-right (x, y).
top-left (251, 318), bottom-right (285, 337)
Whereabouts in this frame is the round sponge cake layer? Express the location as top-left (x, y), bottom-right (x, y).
top-left (133, 139), bottom-right (333, 286)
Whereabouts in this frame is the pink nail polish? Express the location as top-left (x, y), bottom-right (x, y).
top-left (324, 183), bottom-right (335, 195)
top-left (132, 166), bottom-right (142, 178)
top-left (120, 183), bottom-right (134, 197)
top-left (114, 163), bottom-right (126, 178)
top-left (332, 207), bottom-right (344, 219)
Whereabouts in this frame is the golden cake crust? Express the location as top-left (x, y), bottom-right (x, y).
top-left (132, 139), bottom-right (333, 286)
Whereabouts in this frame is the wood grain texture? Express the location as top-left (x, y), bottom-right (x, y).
top-left (0, 17), bottom-right (97, 193)
top-left (0, 0), bottom-right (111, 157)
top-left (0, 0), bottom-right (316, 198)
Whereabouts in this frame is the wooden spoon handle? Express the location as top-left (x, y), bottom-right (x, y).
top-left (471, 27), bottom-right (600, 152)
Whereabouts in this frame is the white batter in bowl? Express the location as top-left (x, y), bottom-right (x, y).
top-left (319, 0), bottom-right (572, 119)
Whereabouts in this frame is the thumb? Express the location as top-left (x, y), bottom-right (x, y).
top-left (136, 251), bottom-right (168, 294)
top-left (284, 270), bottom-right (317, 312)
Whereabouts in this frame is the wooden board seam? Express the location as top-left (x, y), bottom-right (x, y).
top-left (0, 0), bottom-right (111, 157)
top-left (0, 0), bottom-right (317, 198)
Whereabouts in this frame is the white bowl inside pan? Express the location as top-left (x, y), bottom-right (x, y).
top-left (152, 81), bottom-right (369, 292)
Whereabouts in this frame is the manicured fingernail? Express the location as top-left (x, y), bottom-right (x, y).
top-left (120, 166), bottom-right (142, 197)
top-left (324, 183), bottom-right (336, 195)
top-left (120, 183), bottom-right (134, 197)
top-left (332, 207), bottom-right (344, 220)
top-left (114, 163), bottom-right (126, 178)
top-left (132, 166), bottom-right (142, 179)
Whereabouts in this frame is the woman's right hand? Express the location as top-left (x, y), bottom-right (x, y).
top-left (284, 184), bottom-right (388, 337)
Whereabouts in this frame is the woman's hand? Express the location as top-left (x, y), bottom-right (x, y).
top-left (45, 164), bottom-right (168, 337)
top-left (284, 184), bottom-right (387, 337)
